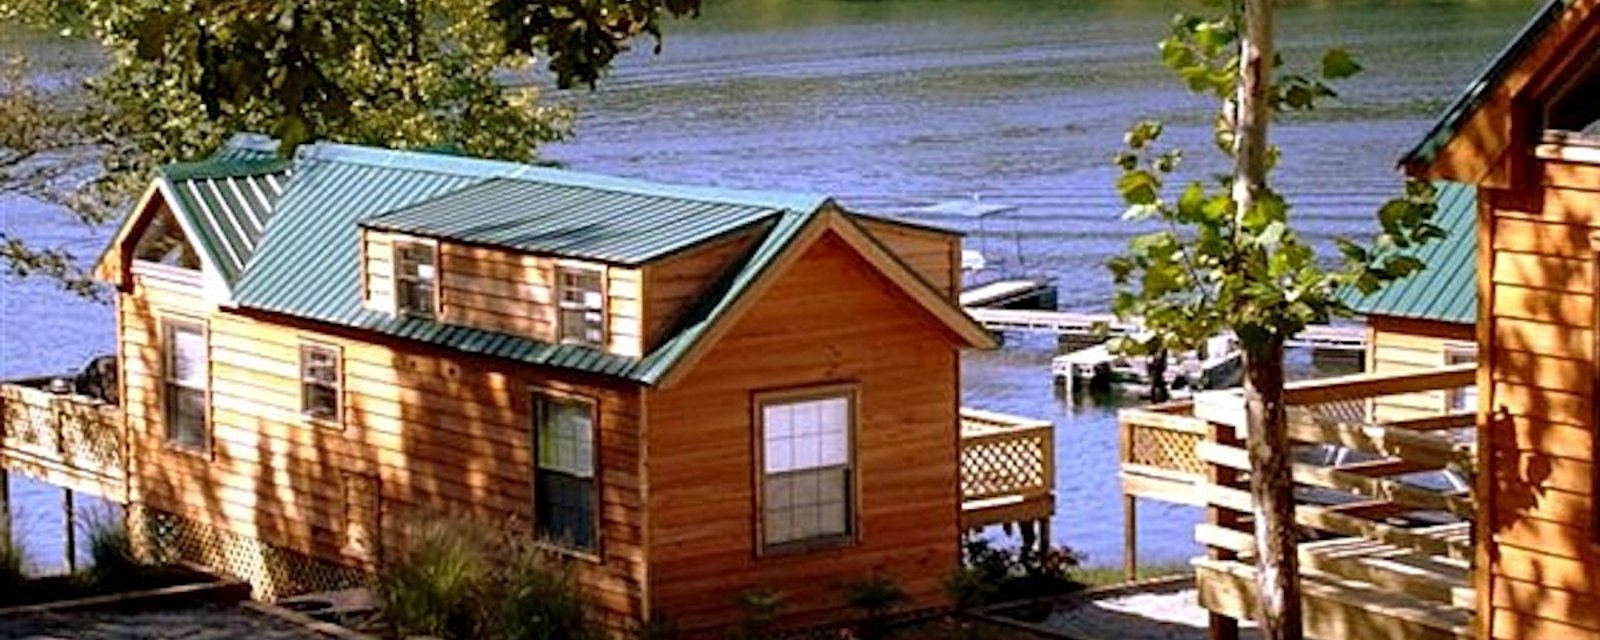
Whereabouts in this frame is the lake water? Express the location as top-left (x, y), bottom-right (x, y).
top-left (0, 0), bottom-right (1535, 572)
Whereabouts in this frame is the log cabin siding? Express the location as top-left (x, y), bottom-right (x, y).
top-left (1483, 157), bottom-right (1600, 638)
top-left (641, 230), bottom-right (763, 351)
top-left (120, 274), bottom-right (650, 623)
top-left (1365, 315), bottom-right (1475, 422)
top-left (644, 232), bottom-right (959, 632)
top-left (854, 217), bottom-right (961, 299)
top-left (362, 231), bottom-right (644, 358)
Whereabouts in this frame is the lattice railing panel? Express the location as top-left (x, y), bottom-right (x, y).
top-left (133, 505), bottom-right (368, 601)
top-left (1127, 424), bottom-right (1205, 476)
top-left (961, 429), bottom-right (1050, 501)
top-left (2, 385), bottom-right (60, 456)
top-left (1, 383), bottom-right (125, 480)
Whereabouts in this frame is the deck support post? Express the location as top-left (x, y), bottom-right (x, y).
top-left (1019, 520), bottom-right (1037, 557)
top-left (0, 469), bottom-right (9, 545)
top-left (1124, 494), bottom-right (1138, 582)
top-left (63, 487), bottom-right (76, 573)
top-left (1206, 421), bottom-right (1242, 640)
top-left (1037, 518), bottom-right (1051, 556)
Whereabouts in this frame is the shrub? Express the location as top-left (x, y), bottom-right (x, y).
top-left (959, 538), bottom-right (1085, 602)
top-left (728, 586), bottom-right (783, 640)
top-left (491, 540), bottom-right (601, 640)
top-left (942, 566), bottom-right (996, 611)
top-left (85, 512), bottom-right (142, 588)
top-left (840, 575), bottom-right (906, 640)
top-left (378, 520), bottom-right (490, 640)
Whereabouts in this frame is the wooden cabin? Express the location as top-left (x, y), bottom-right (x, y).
top-left (1401, 0), bottom-right (1600, 636)
top-left (1349, 182), bottom-right (1480, 422)
top-left (87, 135), bottom-right (1003, 634)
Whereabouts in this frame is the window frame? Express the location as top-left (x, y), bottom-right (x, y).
top-left (392, 238), bottom-right (440, 319)
top-left (555, 263), bottom-right (607, 348)
top-left (1444, 343), bottom-right (1478, 414)
top-left (298, 340), bottom-right (343, 428)
top-left (752, 384), bottom-right (860, 556)
top-left (530, 387), bottom-right (603, 560)
top-left (159, 315), bottom-right (211, 458)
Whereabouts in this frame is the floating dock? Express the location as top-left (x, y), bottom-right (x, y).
top-left (959, 278), bottom-right (1057, 310)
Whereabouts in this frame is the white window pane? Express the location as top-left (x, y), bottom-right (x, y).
top-left (539, 399), bottom-right (594, 477)
top-left (170, 327), bottom-right (206, 385)
top-left (793, 402), bottom-right (819, 436)
top-left (414, 263), bottom-right (435, 280)
top-left (765, 438), bottom-right (792, 473)
top-left (764, 406), bottom-right (792, 439)
top-left (819, 432), bottom-right (847, 466)
top-left (793, 435), bottom-right (819, 469)
top-left (583, 291), bottom-right (604, 308)
top-left (818, 398), bottom-right (848, 434)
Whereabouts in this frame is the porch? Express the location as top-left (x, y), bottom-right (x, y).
top-left (1118, 364), bottom-right (1479, 640)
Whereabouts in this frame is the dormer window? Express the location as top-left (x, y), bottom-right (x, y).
top-left (558, 266), bottom-right (605, 347)
top-left (395, 240), bottom-right (438, 318)
top-left (1542, 53), bottom-right (1600, 140)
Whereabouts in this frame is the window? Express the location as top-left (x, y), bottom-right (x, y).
top-left (162, 319), bottom-right (209, 454)
top-left (395, 241), bottom-right (437, 318)
top-left (534, 393), bottom-right (598, 552)
top-left (1446, 345), bottom-right (1478, 413)
top-left (300, 342), bottom-right (342, 424)
top-left (759, 391), bottom-right (854, 551)
top-left (557, 267), bottom-right (605, 347)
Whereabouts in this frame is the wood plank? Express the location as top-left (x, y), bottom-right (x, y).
top-left (1194, 558), bottom-right (1475, 640)
top-left (1204, 484), bottom-right (1469, 560)
top-left (1491, 251), bottom-right (1593, 293)
top-left (1492, 284), bottom-right (1592, 327)
top-left (1197, 441), bottom-right (1472, 515)
top-left (1491, 575), bottom-right (1600, 636)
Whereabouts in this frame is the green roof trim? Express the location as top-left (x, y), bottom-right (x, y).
top-left (360, 178), bottom-right (787, 265)
top-left (1347, 182), bottom-right (1478, 325)
top-left (192, 137), bottom-right (850, 384)
top-left (1401, 0), bottom-right (1573, 168)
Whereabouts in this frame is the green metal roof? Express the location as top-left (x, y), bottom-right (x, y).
top-left (1401, 0), bottom-right (1574, 168)
top-left (158, 155), bottom-right (290, 283)
top-left (1348, 182), bottom-right (1478, 325)
top-left (361, 178), bottom-right (783, 265)
top-left (190, 138), bottom-right (838, 384)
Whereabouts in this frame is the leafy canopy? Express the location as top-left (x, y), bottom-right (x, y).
top-left (1107, 11), bottom-right (1445, 354)
top-left (0, 0), bottom-right (700, 295)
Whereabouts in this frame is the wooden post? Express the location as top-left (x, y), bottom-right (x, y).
top-left (0, 469), bottom-right (9, 545)
top-left (1124, 494), bottom-right (1138, 582)
top-left (63, 487), bottom-right (76, 574)
top-left (1207, 420), bottom-right (1243, 640)
top-left (1038, 517), bottom-right (1051, 557)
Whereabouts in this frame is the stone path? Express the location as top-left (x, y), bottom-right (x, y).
top-left (0, 604), bottom-right (333, 640)
top-left (994, 579), bottom-right (1257, 640)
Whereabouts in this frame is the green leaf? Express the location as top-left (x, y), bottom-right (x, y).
top-left (1321, 48), bottom-right (1362, 80)
top-left (1117, 170), bottom-right (1161, 206)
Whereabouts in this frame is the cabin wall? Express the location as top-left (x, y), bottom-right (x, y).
top-left (1482, 155), bottom-right (1600, 639)
top-left (644, 232), bottom-right (960, 632)
top-left (121, 278), bottom-right (649, 625)
top-left (361, 230), bottom-right (643, 357)
top-left (641, 230), bottom-right (762, 351)
top-left (1365, 315), bottom-right (1475, 422)
top-left (853, 216), bottom-right (961, 299)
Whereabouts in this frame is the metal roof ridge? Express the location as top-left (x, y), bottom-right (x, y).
top-left (296, 141), bottom-right (829, 213)
top-left (1399, 0), bottom-right (1573, 168)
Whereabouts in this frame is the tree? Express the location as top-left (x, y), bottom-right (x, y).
top-left (1107, 3), bottom-right (1444, 639)
top-left (1, 0), bottom-right (701, 295)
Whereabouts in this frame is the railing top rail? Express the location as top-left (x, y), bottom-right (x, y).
top-left (960, 407), bottom-right (1052, 436)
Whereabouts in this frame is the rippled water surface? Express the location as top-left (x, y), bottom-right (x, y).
top-left (1, 0), bottom-right (1535, 569)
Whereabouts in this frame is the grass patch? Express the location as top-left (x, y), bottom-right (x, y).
top-left (1069, 562), bottom-right (1192, 588)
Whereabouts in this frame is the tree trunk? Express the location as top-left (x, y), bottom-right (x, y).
top-left (1243, 338), bottom-right (1301, 640)
top-left (1234, 0), bottom-right (1300, 637)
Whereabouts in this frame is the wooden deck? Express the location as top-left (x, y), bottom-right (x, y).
top-left (1118, 363), bottom-right (1478, 640)
top-left (967, 307), bottom-right (1367, 352)
top-left (958, 407), bottom-right (1055, 532)
top-left (0, 378), bottom-right (128, 503)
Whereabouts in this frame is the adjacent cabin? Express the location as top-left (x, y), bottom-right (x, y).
top-left (1349, 182), bottom-right (1480, 422)
top-left (85, 135), bottom-right (1004, 634)
top-left (1403, 0), bottom-right (1600, 636)
top-left (1116, 2), bottom-right (1597, 639)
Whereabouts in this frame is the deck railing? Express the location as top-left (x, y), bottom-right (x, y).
top-left (958, 407), bottom-right (1055, 534)
top-left (1119, 363), bottom-right (1480, 640)
top-left (1, 377), bottom-right (128, 502)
